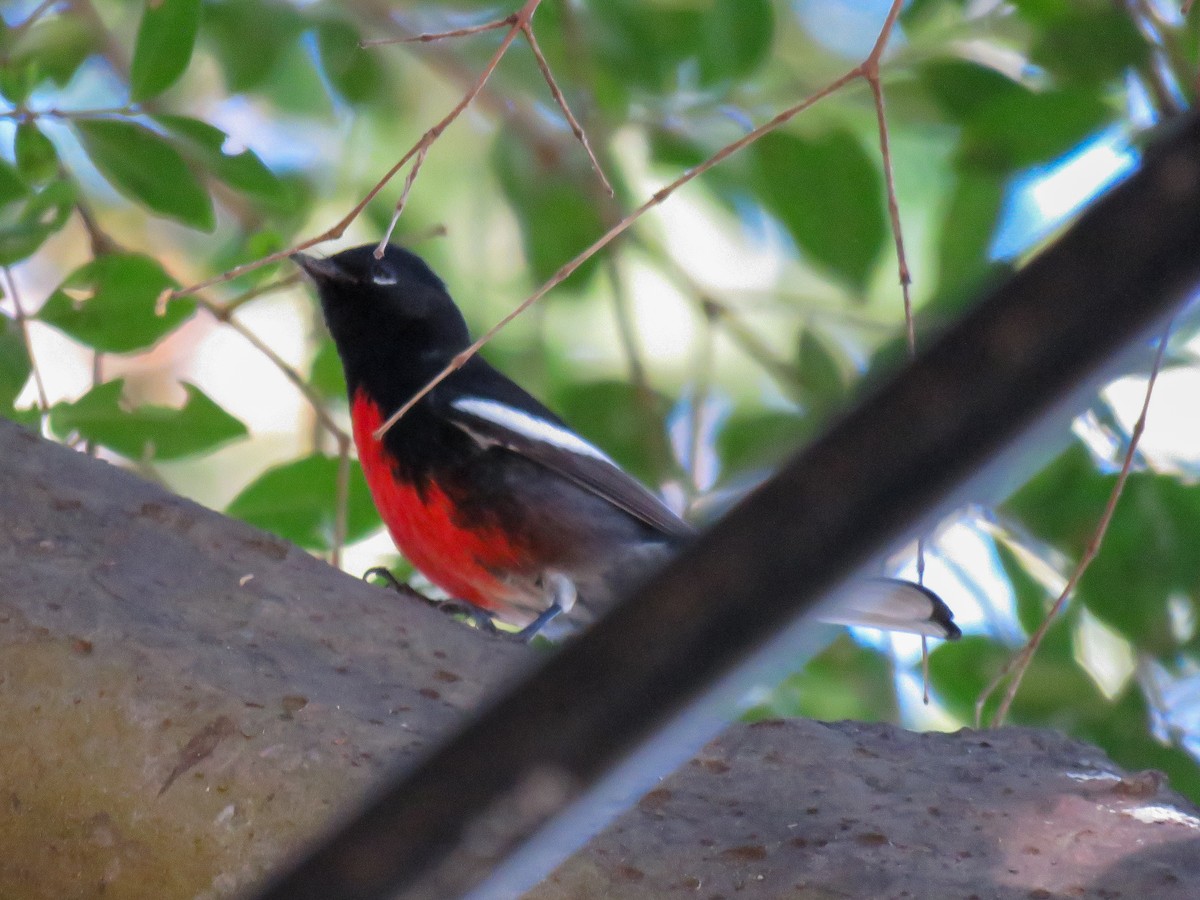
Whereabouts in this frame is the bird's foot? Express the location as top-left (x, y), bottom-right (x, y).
top-left (511, 571), bottom-right (578, 642)
top-left (363, 567), bottom-right (502, 635)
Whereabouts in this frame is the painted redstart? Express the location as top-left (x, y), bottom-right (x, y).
top-left (294, 244), bottom-right (960, 642)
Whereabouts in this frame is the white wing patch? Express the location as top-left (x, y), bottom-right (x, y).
top-left (451, 397), bottom-right (616, 464)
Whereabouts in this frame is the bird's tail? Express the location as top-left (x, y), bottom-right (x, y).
top-left (821, 578), bottom-right (961, 640)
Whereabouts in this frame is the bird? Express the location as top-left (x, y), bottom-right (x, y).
top-left (293, 243), bottom-right (961, 643)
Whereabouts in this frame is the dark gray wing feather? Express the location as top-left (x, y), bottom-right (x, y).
top-left (445, 398), bottom-right (692, 540)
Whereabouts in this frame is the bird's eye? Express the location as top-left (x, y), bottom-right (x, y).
top-left (371, 263), bottom-right (397, 286)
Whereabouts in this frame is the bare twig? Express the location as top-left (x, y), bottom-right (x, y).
top-left (361, 16), bottom-right (516, 47)
top-left (11, 0), bottom-right (61, 38)
top-left (975, 320), bottom-right (1173, 728)
top-left (2, 267), bottom-right (50, 415)
top-left (376, 145), bottom-right (430, 258)
top-left (163, 0), bottom-right (542, 304)
top-left (197, 298), bottom-right (348, 443)
top-left (223, 273), bottom-right (302, 317)
top-left (864, 73), bottom-right (914, 352)
top-left (521, 21), bottom-right (613, 197)
top-left (862, 0), bottom-right (932, 626)
top-left (74, 200), bottom-right (119, 257)
top-left (372, 66), bottom-right (862, 439)
top-left (371, 0), bottom-right (915, 440)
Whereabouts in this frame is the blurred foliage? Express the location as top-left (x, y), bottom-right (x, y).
top-left (4, 0), bottom-right (1200, 803)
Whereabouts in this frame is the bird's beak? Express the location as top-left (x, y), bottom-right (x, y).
top-left (291, 252), bottom-right (351, 284)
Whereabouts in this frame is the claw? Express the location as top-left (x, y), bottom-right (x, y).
top-left (364, 567), bottom-right (503, 634)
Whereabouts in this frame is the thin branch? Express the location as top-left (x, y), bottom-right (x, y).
top-left (864, 0), bottom-right (906, 66)
top-left (360, 16), bottom-right (516, 47)
top-left (2, 267), bottom-right (50, 414)
top-left (372, 65), bottom-right (862, 439)
top-left (376, 144), bottom-right (430, 256)
top-left (223, 273), bottom-right (302, 317)
top-left (66, 186), bottom-right (354, 564)
top-left (74, 198), bottom-right (119, 257)
top-left (164, 0), bottom-right (542, 304)
top-left (11, 0), bottom-right (61, 38)
top-left (370, 0), bottom-right (916, 440)
top-left (197, 299), bottom-right (348, 443)
top-left (865, 73), bottom-right (914, 352)
top-left (521, 21), bottom-right (613, 197)
top-left (863, 0), bottom-right (929, 603)
top-left (975, 320), bottom-right (1173, 728)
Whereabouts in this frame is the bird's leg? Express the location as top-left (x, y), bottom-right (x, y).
top-left (363, 566), bottom-right (417, 596)
top-left (363, 566), bottom-right (502, 634)
top-left (513, 571), bottom-right (577, 642)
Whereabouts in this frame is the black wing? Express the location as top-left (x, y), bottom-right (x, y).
top-left (442, 392), bottom-right (692, 540)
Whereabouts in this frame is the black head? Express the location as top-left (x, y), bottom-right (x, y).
top-left (293, 244), bottom-right (471, 399)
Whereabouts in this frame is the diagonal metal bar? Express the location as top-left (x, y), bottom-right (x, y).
top-left (253, 111), bottom-right (1200, 900)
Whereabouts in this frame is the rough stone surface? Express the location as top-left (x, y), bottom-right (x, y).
top-left (532, 718), bottom-right (1200, 899)
top-left (4, 419), bottom-right (1200, 900)
top-left (0, 420), bottom-right (531, 899)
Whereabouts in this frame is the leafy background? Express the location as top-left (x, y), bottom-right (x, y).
top-left (5, 0), bottom-right (1200, 801)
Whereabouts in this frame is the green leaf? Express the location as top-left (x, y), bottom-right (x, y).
top-left (492, 130), bottom-right (609, 289)
top-left (797, 327), bottom-right (848, 417)
top-left (309, 337), bottom-right (347, 400)
top-left (699, 0), bottom-right (774, 84)
top-left (744, 634), bottom-right (897, 722)
top-left (0, 157), bottom-right (28, 207)
top-left (928, 635), bottom-right (1013, 725)
top-left (751, 129), bottom-right (886, 293)
top-left (965, 88), bottom-right (1111, 171)
top-left (130, 0), bottom-right (202, 101)
top-left (0, 179), bottom-right (75, 266)
top-left (8, 15), bottom-right (99, 89)
top-left (154, 114), bottom-right (291, 210)
top-left (995, 540), bottom-right (1053, 637)
top-left (588, 0), bottom-right (703, 92)
top-left (50, 379), bottom-right (247, 461)
top-left (932, 167), bottom-right (1006, 303)
top-left (1004, 443), bottom-right (1200, 654)
top-left (493, 129), bottom-right (607, 287)
top-left (227, 454), bottom-right (381, 551)
top-left (14, 123), bottom-right (59, 186)
top-left (73, 119), bottom-right (214, 231)
top-left (920, 59), bottom-right (1022, 121)
top-left (716, 410), bottom-right (812, 483)
top-left (316, 19), bottom-right (385, 106)
top-left (0, 315), bottom-right (32, 412)
top-left (922, 61), bottom-right (1111, 172)
top-left (1026, 7), bottom-right (1148, 86)
top-left (38, 253), bottom-right (194, 353)
top-left (202, 0), bottom-right (306, 93)
top-left (0, 74), bottom-right (33, 108)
